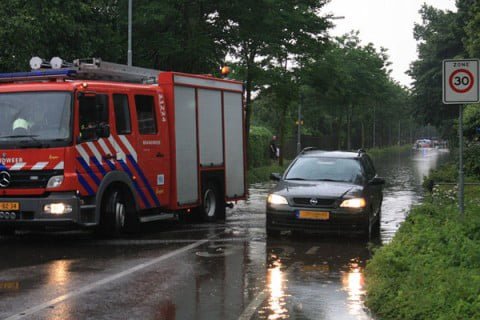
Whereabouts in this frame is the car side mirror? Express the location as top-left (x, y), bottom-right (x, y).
top-left (369, 177), bottom-right (385, 185)
top-left (270, 173), bottom-right (282, 181)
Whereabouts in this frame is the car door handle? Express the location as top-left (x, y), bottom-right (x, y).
top-left (156, 152), bottom-right (164, 158)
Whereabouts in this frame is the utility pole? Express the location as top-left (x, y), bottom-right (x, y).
top-left (127, 0), bottom-right (133, 66)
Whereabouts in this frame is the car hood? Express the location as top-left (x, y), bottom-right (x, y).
top-left (271, 180), bottom-right (363, 199)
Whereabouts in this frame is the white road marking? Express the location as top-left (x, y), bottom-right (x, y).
top-left (306, 246), bottom-right (320, 255)
top-left (237, 262), bottom-right (299, 320)
top-left (4, 237), bottom-right (216, 320)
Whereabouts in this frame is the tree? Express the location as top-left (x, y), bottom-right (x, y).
top-left (215, 0), bottom-right (330, 149)
top-left (0, 0), bottom-right (123, 71)
top-left (408, 5), bottom-right (464, 130)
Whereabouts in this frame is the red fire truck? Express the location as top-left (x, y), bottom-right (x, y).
top-left (0, 58), bottom-right (246, 235)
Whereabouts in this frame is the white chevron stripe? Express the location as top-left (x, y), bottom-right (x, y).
top-left (9, 162), bottom-right (26, 171)
top-left (54, 161), bottom-right (64, 170)
top-left (76, 145), bottom-right (90, 165)
top-left (31, 162), bottom-right (48, 170)
top-left (98, 139), bottom-right (115, 165)
top-left (119, 135), bottom-right (137, 161)
top-left (108, 136), bottom-right (126, 162)
top-left (98, 138), bottom-right (113, 155)
top-left (87, 142), bottom-right (103, 164)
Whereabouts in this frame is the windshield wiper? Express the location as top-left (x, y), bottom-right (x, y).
top-left (286, 177), bottom-right (307, 181)
top-left (316, 178), bottom-right (346, 182)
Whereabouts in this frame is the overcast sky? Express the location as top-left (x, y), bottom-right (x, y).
top-left (324, 0), bottom-right (457, 87)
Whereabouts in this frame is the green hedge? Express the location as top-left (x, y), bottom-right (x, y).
top-left (365, 182), bottom-right (480, 319)
top-left (248, 126), bottom-right (273, 168)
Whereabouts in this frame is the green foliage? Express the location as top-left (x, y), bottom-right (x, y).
top-left (463, 104), bottom-right (480, 140)
top-left (367, 144), bottom-right (412, 159)
top-left (248, 126), bottom-right (273, 168)
top-left (464, 141), bottom-right (480, 177)
top-left (0, 0), bottom-right (123, 71)
top-left (366, 197), bottom-right (480, 320)
top-left (422, 163), bottom-right (457, 190)
top-left (409, 4), bottom-right (463, 131)
top-left (247, 163), bottom-right (289, 184)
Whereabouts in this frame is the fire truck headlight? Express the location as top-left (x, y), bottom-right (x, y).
top-left (47, 175), bottom-right (64, 188)
top-left (44, 203), bottom-right (72, 215)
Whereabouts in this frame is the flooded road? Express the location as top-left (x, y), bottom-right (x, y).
top-left (0, 149), bottom-right (448, 320)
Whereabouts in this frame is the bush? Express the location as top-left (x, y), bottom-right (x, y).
top-left (366, 173), bottom-right (480, 319)
top-left (464, 141), bottom-right (480, 178)
top-left (248, 126), bottom-right (273, 168)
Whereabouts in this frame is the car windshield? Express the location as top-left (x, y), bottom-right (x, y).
top-left (0, 92), bottom-right (72, 148)
top-left (285, 157), bottom-right (364, 184)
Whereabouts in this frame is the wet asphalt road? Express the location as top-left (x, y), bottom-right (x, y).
top-left (0, 149), bottom-right (448, 320)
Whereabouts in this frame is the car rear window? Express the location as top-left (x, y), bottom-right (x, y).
top-left (285, 157), bottom-right (364, 184)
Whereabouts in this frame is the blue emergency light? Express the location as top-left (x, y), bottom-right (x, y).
top-left (0, 69), bottom-right (77, 82)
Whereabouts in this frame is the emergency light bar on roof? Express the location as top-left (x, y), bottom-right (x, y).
top-left (0, 56), bottom-right (162, 84)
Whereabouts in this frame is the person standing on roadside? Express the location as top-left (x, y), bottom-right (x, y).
top-left (269, 135), bottom-right (278, 163)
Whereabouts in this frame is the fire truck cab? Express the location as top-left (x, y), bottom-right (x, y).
top-left (0, 58), bottom-right (246, 236)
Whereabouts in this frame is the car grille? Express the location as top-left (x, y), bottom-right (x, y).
top-left (3, 170), bottom-right (63, 189)
top-left (292, 197), bottom-right (336, 208)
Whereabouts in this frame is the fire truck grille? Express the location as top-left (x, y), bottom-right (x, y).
top-left (6, 170), bottom-right (63, 189)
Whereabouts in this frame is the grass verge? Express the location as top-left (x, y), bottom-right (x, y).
top-left (367, 144), bottom-right (412, 159)
top-left (365, 166), bottom-right (480, 320)
top-left (247, 162), bottom-right (290, 184)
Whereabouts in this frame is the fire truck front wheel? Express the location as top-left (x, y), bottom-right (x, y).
top-left (101, 187), bottom-right (138, 236)
top-left (201, 182), bottom-right (225, 222)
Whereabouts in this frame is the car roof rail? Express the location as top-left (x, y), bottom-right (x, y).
top-left (300, 147), bottom-right (320, 154)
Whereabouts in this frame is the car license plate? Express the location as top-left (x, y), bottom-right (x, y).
top-left (0, 202), bottom-right (20, 211)
top-left (298, 210), bottom-right (329, 220)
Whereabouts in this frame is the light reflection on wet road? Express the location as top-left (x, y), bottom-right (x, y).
top-left (0, 149), bottom-right (448, 320)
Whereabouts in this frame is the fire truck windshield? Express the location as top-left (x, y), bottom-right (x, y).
top-left (0, 91), bottom-right (72, 149)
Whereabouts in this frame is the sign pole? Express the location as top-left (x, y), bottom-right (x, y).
top-left (458, 104), bottom-right (465, 219)
top-left (443, 59), bottom-right (479, 217)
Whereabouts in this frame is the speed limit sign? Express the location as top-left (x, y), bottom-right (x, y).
top-left (443, 59), bottom-right (479, 104)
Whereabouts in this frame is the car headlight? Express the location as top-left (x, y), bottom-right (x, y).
top-left (267, 194), bottom-right (288, 205)
top-left (47, 175), bottom-right (64, 188)
top-left (340, 198), bottom-right (366, 208)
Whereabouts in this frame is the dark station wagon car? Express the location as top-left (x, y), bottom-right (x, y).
top-left (266, 148), bottom-right (385, 238)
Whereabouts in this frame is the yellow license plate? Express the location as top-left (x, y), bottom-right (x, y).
top-left (0, 202), bottom-right (20, 211)
top-left (298, 211), bottom-right (329, 220)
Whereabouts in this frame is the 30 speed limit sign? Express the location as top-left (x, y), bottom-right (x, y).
top-left (443, 59), bottom-right (479, 104)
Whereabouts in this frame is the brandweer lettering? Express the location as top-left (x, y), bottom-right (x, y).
top-left (0, 158), bottom-right (23, 164)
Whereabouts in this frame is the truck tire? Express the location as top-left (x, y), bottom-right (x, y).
top-left (200, 182), bottom-right (225, 222)
top-left (101, 188), bottom-right (138, 236)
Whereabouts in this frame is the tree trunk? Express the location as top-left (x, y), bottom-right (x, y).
top-left (244, 54), bottom-right (255, 168)
top-left (278, 105), bottom-right (287, 167)
top-left (347, 104), bottom-right (352, 150)
top-left (361, 121), bottom-right (365, 148)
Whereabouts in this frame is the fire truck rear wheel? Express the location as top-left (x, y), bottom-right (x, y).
top-left (201, 182), bottom-right (225, 222)
top-left (102, 187), bottom-right (138, 236)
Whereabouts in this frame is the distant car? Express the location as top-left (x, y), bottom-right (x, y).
top-left (266, 148), bottom-right (384, 238)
